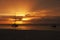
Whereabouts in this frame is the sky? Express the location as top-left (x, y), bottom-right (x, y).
top-left (0, 0), bottom-right (60, 16)
top-left (0, 0), bottom-right (60, 24)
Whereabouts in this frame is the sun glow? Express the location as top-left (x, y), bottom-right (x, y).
top-left (16, 8), bottom-right (29, 16)
top-left (16, 21), bottom-right (24, 24)
top-left (22, 18), bottom-right (32, 21)
top-left (16, 12), bottom-right (26, 16)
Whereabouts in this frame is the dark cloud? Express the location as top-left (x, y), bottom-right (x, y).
top-left (30, 0), bottom-right (60, 11)
top-left (30, 16), bottom-right (60, 24)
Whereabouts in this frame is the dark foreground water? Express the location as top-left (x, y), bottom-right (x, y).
top-left (0, 25), bottom-right (60, 40)
top-left (0, 29), bottom-right (60, 40)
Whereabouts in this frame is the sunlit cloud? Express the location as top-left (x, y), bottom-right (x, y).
top-left (0, 0), bottom-right (60, 24)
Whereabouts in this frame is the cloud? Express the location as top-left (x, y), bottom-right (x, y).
top-left (28, 0), bottom-right (60, 16)
top-left (30, 0), bottom-right (60, 11)
top-left (29, 16), bottom-right (60, 24)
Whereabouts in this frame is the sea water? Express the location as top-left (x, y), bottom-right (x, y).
top-left (0, 25), bottom-right (60, 31)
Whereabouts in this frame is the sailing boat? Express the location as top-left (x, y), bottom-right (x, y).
top-left (11, 13), bottom-right (27, 27)
top-left (12, 16), bottom-right (23, 27)
top-left (12, 16), bottom-right (18, 27)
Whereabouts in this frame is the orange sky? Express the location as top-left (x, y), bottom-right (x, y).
top-left (0, 0), bottom-right (60, 24)
top-left (0, 0), bottom-right (60, 16)
top-left (0, 0), bottom-right (35, 16)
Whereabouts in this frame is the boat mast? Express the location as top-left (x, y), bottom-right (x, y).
top-left (14, 12), bottom-right (16, 24)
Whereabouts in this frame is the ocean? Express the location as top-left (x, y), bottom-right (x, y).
top-left (0, 24), bottom-right (60, 31)
top-left (0, 25), bottom-right (60, 40)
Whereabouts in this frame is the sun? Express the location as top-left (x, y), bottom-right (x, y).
top-left (22, 18), bottom-right (32, 21)
top-left (16, 12), bottom-right (28, 16)
top-left (17, 14), bottom-right (26, 16)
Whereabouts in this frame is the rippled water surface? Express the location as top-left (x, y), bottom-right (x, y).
top-left (0, 25), bottom-right (60, 31)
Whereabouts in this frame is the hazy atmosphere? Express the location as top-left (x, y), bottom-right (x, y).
top-left (0, 0), bottom-right (60, 40)
top-left (0, 0), bottom-right (60, 24)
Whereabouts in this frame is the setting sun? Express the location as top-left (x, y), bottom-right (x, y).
top-left (15, 7), bottom-right (29, 16)
top-left (22, 18), bottom-right (32, 21)
top-left (16, 12), bottom-right (26, 16)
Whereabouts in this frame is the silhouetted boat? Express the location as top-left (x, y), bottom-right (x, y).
top-left (12, 24), bottom-right (18, 27)
top-left (11, 16), bottom-right (22, 27)
top-left (52, 25), bottom-right (56, 27)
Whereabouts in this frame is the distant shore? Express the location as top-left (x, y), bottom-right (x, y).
top-left (0, 24), bottom-right (60, 26)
